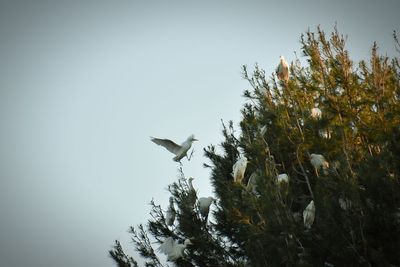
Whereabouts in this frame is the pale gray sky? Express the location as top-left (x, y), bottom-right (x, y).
top-left (0, 1), bottom-right (399, 267)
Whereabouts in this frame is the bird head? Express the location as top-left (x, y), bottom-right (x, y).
top-left (188, 135), bottom-right (198, 142)
top-left (280, 55), bottom-right (285, 61)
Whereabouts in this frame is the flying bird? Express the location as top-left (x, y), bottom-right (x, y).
top-left (151, 135), bottom-right (198, 162)
top-left (310, 153), bottom-right (329, 176)
top-left (165, 197), bottom-right (176, 226)
top-left (232, 156), bottom-right (248, 184)
top-left (303, 200), bottom-right (315, 229)
top-left (311, 107), bottom-right (322, 119)
top-left (198, 197), bottom-right (215, 220)
top-left (276, 56), bottom-right (289, 83)
top-left (158, 237), bottom-right (192, 261)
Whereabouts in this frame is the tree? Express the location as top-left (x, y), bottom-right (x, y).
top-left (110, 27), bottom-right (400, 267)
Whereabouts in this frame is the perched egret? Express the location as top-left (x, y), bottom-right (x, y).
top-left (276, 56), bottom-right (289, 83)
top-left (310, 153), bottom-right (329, 176)
top-left (165, 197), bottom-right (176, 226)
top-left (158, 237), bottom-right (192, 261)
top-left (198, 197), bottom-right (215, 219)
top-left (151, 135), bottom-right (198, 162)
top-left (232, 156), bottom-right (248, 184)
top-left (311, 107), bottom-right (322, 119)
top-left (246, 172), bottom-right (259, 195)
top-left (277, 173), bottom-right (289, 184)
top-left (277, 173), bottom-right (289, 196)
top-left (303, 200), bottom-right (315, 229)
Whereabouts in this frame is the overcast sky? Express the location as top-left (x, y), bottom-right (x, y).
top-left (0, 1), bottom-right (399, 267)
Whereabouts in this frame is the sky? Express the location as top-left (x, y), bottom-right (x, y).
top-left (0, 1), bottom-right (399, 267)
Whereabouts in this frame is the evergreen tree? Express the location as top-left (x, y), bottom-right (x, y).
top-left (110, 27), bottom-right (400, 267)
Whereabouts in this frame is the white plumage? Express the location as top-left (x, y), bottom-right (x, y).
top-left (165, 197), bottom-right (176, 226)
top-left (277, 173), bottom-right (289, 184)
top-left (198, 197), bottom-right (215, 218)
top-left (303, 200), bottom-right (315, 229)
top-left (158, 237), bottom-right (192, 261)
top-left (311, 107), bottom-right (322, 119)
top-left (276, 56), bottom-right (289, 83)
top-left (310, 153), bottom-right (329, 175)
top-left (232, 156), bottom-right (248, 184)
top-left (151, 135), bottom-right (198, 162)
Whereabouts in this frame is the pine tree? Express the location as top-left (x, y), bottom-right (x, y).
top-left (110, 27), bottom-right (400, 267)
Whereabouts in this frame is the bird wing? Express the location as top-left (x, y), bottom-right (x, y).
top-left (158, 237), bottom-right (174, 255)
top-left (151, 137), bottom-right (181, 154)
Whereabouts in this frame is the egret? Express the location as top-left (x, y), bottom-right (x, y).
top-left (277, 173), bottom-right (289, 184)
top-left (303, 200), bottom-right (315, 229)
top-left (151, 135), bottom-right (198, 162)
top-left (276, 56), bottom-right (289, 83)
top-left (310, 153), bottom-right (329, 176)
top-left (158, 237), bottom-right (192, 261)
top-left (311, 107), bottom-right (322, 119)
top-left (198, 197), bottom-right (215, 219)
top-left (232, 156), bottom-right (248, 184)
top-left (165, 197), bottom-right (176, 226)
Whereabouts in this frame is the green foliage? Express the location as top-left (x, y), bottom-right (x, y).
top-left (110, 27), bottom-right (400, 266)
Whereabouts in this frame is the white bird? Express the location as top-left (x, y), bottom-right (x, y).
top-left (158, 237), bottom-right (192, 261)
top-left (165, 197), bottom-right (176, 226)
top-left (198, 197), bottom-right (215, 219)
top-left (232, 156), bottom-right (248, 184)
top-left (276, 56), bottom-right (289, 83)
top-left (311, 107), bottom-right (322, 119)
top-left (310, 153), bottom-right (329, 176)
top-left (151, 135), bottom-right (198, 162)
top-left (303, 200), bottom-right (315, 229)
top-left (277, 173), bottom-right (289, 184)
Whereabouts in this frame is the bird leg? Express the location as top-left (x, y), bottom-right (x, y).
top-left (187, 149), bottom-right (195, 161)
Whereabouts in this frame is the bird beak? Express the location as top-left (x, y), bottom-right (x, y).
top-left (193, 138), bottom-right (198, 141)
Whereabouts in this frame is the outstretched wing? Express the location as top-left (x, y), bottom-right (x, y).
top-left (151, 137), bottom-right (181, 154)
top-left (158, 237), bottom-right (174, 255)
